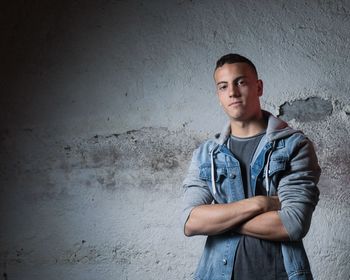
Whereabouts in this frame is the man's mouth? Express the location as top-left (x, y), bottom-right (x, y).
top-left (229, 101), bottom-right (242, 106)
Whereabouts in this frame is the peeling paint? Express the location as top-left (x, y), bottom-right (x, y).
top-left (343, 104), bottom-right (350, 115)
top-left (278, 97), bottom-right (333, 122)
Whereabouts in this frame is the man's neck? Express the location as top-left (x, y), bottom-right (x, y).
top-left (230, 116), bottom-right (267, 138)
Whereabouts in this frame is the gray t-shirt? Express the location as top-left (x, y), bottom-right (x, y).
top-left (228, 133), bottom-right (288, 280)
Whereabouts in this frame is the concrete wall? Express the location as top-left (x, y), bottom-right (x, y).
top-left (1, 0), bottom-right (349, 279)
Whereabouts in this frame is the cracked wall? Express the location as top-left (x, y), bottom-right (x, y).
top-left (1, 1), bottom-right (350, 279)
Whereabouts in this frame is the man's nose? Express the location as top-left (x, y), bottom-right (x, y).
top-left (229, 85), bottom-right (240, 97)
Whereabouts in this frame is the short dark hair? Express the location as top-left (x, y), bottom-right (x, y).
top-left (215, 53), bottom-right (257, 76)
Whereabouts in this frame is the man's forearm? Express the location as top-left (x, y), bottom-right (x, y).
top-left (236, 211), bottom-right (290, 241)
top-left (184, 196), bottom-right (280, 236)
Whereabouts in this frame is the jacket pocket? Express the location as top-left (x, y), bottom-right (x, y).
top-left (268, 154), bottom-right (288, 177)
top-left (199, 163), bottom-right (227, 182)
top-left (262, 153), bottom-right (288, 195)
top-left (198, 163), bottom-right (240, 202)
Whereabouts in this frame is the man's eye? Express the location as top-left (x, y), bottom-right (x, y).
top-left (218, 85), bottom-right (227, 91)
top-left (237, 80), bottom-right (246, 86)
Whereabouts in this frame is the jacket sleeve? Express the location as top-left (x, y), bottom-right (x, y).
top-left (181, 146), bottom-right (214, 233)
top-left (277, 135), bottom-right (321, 241)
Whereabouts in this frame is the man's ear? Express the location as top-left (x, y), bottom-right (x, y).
top-left (257, 79), bottom-right (263, 97)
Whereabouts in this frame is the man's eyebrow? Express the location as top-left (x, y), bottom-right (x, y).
top-left (233, 75), bottom-right (247, 83)
top-left (216, 75), bottom-right (247, 86)
top-left (216, 81), bottom-right (227, 86)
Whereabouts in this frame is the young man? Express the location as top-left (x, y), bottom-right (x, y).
top-left (181, 54), bottom-right (321, 280)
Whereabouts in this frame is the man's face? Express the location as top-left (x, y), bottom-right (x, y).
top-left (214, 62), bottom-right (263, 122)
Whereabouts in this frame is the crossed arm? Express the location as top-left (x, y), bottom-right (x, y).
top-left (183, 137), bottom-right (320, 242)
top-left (184, 196), bottom-right (290, 241)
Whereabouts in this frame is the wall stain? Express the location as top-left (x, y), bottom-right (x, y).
top-left (96, 170), bottom-right (116, 191)
top-left (112, 242), bottom-right (151, 265)
top-left (318, 0), bottom-right (350, 17)
top-left (61, 240), bottom-right (103, 264)
top-left (106, 133), bottom-right (120, 139)
top-left (151, 151), bottom-right (179, 172)
top-left (322, 149), bottom-right (350, 182)
top-left (0, 248), bottom-right (33, 266)
top-left (2, 127), bottom-right (203, 195)
top-left (2, 256), bottom-right (7, 280)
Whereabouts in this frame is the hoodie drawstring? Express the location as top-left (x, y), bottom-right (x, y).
top-left (210, 145), bottom-right (218, 195)
top-left (265, 141), bottom-right (276, 196)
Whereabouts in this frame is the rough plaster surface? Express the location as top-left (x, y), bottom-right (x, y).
top-left (0, 127), bottom-right (205, 279)
top-left (1, 1), bottom-right (350, 279)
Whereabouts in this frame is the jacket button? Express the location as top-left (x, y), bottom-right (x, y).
top-left (222, 259), bottom-right (227, 265)
top-left (230, 173), bottom-right (236, 179)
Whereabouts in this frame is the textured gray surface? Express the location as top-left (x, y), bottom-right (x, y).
top-left (1, 1), bottom-right (350, 279)
top-left (0, 127), bottom-right (204, 279)
top-left (278, 97), bottom-right (333, 122)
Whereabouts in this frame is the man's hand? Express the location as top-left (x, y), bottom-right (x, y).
top-left (254, 195), bottom-right (281, 212)
top-left (236, 210), bottom-right (290, 241)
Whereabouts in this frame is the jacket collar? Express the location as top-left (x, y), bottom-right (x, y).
top-left (214, 110), bottom-right (298, 144)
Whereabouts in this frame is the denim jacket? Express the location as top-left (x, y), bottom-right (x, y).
top-left (182, 111), bottom-right (321, 280)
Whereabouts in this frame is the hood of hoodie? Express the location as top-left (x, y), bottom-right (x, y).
top-left (214, 110), bottom-right (300, 145)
